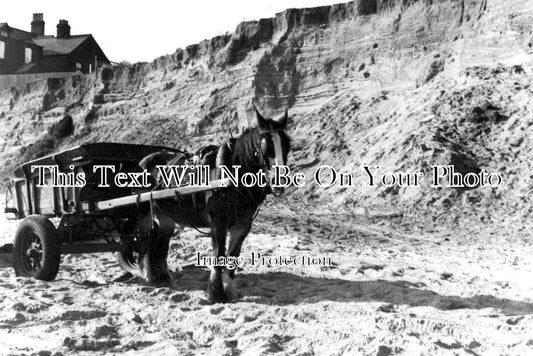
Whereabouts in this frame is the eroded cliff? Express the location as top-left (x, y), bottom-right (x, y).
top-left (1, 0), bottom-right (532, 227)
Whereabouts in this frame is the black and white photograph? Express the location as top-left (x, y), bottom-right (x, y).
top-left (0, 0), bottom-right (532, 354)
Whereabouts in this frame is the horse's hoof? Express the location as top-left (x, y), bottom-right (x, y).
top-left (223, 286), bottom-right (239, 301)
top-left (207, 282), bottom-right (227, 304)
top-left (148, 274), bottom-right (175, 288)
top-left (223, 274), bottom-right (239, 301)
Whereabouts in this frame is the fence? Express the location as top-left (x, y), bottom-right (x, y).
top-left (0, 72), bottom-right (76, 90)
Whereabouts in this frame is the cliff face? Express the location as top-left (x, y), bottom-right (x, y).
top-left (1, 0), bottom-right (532, 225)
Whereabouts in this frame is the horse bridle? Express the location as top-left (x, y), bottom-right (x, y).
top-left (256, 127), bottom-right (285, 198)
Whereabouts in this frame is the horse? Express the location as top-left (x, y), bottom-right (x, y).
top-left (133, 105), bottom-right (291, 303)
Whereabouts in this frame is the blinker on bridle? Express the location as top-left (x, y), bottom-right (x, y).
top-left (255, 124), bottom-right (285, 197)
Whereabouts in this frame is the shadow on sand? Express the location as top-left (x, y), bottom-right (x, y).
top-left (176, 267), bottom-right (533, 316)
top-left (2, 258), bottom-right (531, 316)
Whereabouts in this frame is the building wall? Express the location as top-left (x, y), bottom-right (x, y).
top-left (40, 54), bottom-right (71, 73)
top-left (0, 30), bottom-right (109, 74)
top-left (0, 36), bottom-right (43, 74)
top-left (24, 42), bottom-right (43, 71)
top-left (0, 36), bottom-right (24, 74)
top-left (70, 38), bottom-right (109, 73)
top-left (28, 38), bottom-right (109, 74)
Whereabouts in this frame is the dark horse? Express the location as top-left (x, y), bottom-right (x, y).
top-left (133, 106), bottom-right (291, 303)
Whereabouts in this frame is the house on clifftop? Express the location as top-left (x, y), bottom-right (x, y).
top-left (0, 13), bottom-right (109, 75)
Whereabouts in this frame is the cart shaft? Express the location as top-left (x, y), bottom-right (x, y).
top-left (82, 178), bottom-right (232, 212)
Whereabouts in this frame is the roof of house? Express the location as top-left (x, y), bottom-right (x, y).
top-left (0, 24), bottom-right (36, 40)
top-left (32, 34), bottom-right (91, 55)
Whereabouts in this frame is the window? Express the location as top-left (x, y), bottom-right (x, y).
top-left (76, 62), bottom-right (82, 71)
top-left (0, 41), bottom-right (4, 59)
top-left (0, 30), bottom-right (7, 37)
top-left (24, 47), bottom-right (32, 63)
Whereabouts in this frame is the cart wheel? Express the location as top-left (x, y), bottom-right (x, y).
top-left (13, 215), bottom-right (60, 281)
top-left (116, 250), bottom-right (141, 275)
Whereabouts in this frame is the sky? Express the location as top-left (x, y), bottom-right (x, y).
top-left (2, 0), bottom-right (346, 63)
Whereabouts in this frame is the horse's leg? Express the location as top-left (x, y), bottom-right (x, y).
top-left (140, 210), bottom-right (176, 287)
top-left (224, 207), bottom-right (255, 300)
top-left (207, 215), bottom-right (228, 303)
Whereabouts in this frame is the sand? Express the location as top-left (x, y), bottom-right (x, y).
top-left (1, 201), bottom-right (532, 355)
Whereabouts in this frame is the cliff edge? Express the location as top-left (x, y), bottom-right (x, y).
top-left (1, 0), bottom-right (532, 228)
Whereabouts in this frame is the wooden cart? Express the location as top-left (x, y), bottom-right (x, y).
top-left (4, 142), bottom-right (229, 280)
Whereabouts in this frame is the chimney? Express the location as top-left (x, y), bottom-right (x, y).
top-left (56, 20), bottom-right (70, 39)
top-left (31, 13), bottom-right (45, 36)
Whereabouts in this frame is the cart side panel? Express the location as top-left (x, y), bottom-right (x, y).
top-left (30, 173), bottom-right (60, 217)
top-left (14, 179), bottom-right (29, 218)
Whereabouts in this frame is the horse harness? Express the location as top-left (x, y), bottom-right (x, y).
top-left (257, 125), bottom-right (285, 198)
top-left (141, 127), bottom-right (284, 234)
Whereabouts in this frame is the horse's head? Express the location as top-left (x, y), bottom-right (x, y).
top-left (253, 104), bottom-right (291, 197)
